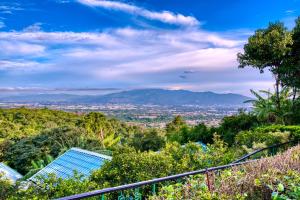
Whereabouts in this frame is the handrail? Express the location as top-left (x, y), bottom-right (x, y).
top-left (56, 141), bottom-right (295, 200)
top-left (57, 160), bottom-right (253, 200)
top-left (231, 140), bottom-right (293, 164)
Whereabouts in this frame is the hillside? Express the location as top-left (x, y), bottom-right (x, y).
top-left (0, 89), bottom-right (251, 106)
top-left (152, 144), bottom-right (300, 200)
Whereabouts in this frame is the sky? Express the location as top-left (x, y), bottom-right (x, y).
top-left (0, 0), bottom-right (299, 95)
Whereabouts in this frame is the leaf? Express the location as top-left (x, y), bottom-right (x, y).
top-left (254, 179), bottom-right (261, 186)
top-left (271, 191), bottom-right (279, 200)
top-left (277, 183), bottom-right (285, 192)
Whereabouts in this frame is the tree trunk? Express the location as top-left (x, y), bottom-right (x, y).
top-left (275, 76), bottom-right (281, 111)
top-left (292, 87), bottom-right (297, 103)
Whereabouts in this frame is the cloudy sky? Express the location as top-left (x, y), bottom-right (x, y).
top-left (0, 0), bottom-right (299, 95)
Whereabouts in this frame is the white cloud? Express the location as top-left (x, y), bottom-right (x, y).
top-left (0, 26), bottom-right (270, 94)
top-left (0, 4), bottom-right (23, 14)
top-left (23, 23), bottom-right (43, 32)
top-left (0, 21), bottom-right (5, 29)
top-left (0, 60), bottom-right (42, 70)
top-left (0, 41), bottom-right (45, 57)
top-left (0, 27), bottom-right (245, 74)
top-left (77, 0), bottom-right (200, 26)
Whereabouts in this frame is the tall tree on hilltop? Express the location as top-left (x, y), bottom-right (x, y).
top-left (280, 17), bottom-right (300, 101)
top-left (237, 22), bottom-right (293, 110)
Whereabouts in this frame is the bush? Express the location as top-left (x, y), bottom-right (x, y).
top-left (3, 126), bottom-right (102, 174)
top-left (0, 173), bottom-right (14, 199)
top-left (189, 123), bottom-right (213, 144)
top-left (217, 112), bottom-right (260, 146)
top-left (235, 130), bottom-right (290, 148)
top-left (253, 125), bottom-right (300, 141)
top-left (91, 146), bottom-right (174, 188)
top-left (151, 144), bottom-right (300, 200)
top-left (12, 173), bottom-right (98, 200)
top-left (128, 129), bottom-right (165, 151)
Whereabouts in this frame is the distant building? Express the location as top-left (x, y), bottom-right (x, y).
top-left (0, 162), bottom-right (23, 183)
top-left (28, 148), bottom-right (112, 182)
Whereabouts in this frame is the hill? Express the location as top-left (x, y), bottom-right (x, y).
top-left (0, 89), bottom-right (251, 106)
top-left (85, 89), bottom-right (251, 106)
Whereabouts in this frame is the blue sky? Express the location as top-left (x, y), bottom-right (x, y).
top-left (0, 0), bottom-right (299, 95)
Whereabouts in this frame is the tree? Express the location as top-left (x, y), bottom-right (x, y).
top-left (166, 116), bottom-right (189, 143)
top-left (188, 123), bottom-right (212, 144)
top-left (280, 17), bottom-right (300, 100)
top-left (217, 111), bottom-right (260, 145)
top-left (245, 88), bottom-right (293, 124)
top-left (129, 129), bottom-right (165, 152)
top-left (237, 22), bottom-right (293, 110)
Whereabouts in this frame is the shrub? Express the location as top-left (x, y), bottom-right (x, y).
top-left (217, 112), bottom-right (260, 146)
top-left (3, 126), bottom-right (102, 174)
top-left (91, 146), bottom-right (174, 188)
top-left (0, 172), bottom-right (14, 199)
top-left (151, 144), bottom-right (300, 200)
top-left (254, 125), bottom-right (300, 141)
top-left (235, 130), bottom-right (290, 148)
top-left (12, 173), bottom-right (98, 200)
top-left (128, 129), bottom-right (165, 151)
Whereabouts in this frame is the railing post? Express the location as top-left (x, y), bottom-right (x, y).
top-left (118, 192), bottom-right (125, 200)
top-left (152, 183), bottom-right (156, 196)
top-left (134, 188), bottom-right (142, 200)
top-left (205, 168), bottom-right (211, 192)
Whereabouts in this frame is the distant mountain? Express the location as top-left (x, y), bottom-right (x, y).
top-left (0, 89), bottom-right (251, 106)
top-left (82, 89), bottom-right (251, 106)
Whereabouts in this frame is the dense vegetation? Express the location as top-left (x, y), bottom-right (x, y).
top-left (0, 17), bottom-right (300, 200)
top-left (151, 144), bottom-right (300, 200)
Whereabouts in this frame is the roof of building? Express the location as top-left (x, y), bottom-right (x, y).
top-left (0, 162), bottom-right (23, 183)
top-left (195, 141), bottom-right (208, 151)
top-left (28, 148), bottom-right (112, 182)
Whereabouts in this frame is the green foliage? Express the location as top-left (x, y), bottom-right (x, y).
top-left (2, 126), bottom-right (102, 174)
top-left (0, 172), bottom-right (14, 199)
top-left (289, 97), bottom-right (300, 124)
top-left (0, 107), bottom-right (80, 140)
top-left (0, 106), bottom-right (299, 199)
top-left (238, 22), bottom-right (293, 112)
top-left (78, 112), bottom-right (132, 148)
top-left (235, 130), bottom-right (290, 148)
top-left (128, 128), bottom-right (165, 151)
top-left (165, 116), bottom-right (189, 144)
top-left (12, 173), bottom-right (98, 200)
top-left (166, 116), bottom-right (214, 144)
top-left (234, 125), bottom-right (300, 154)
top-left (216, 111), bottom-right (260, 145)
top-left (91, 146), bottom-right (174, 188)
top-left (246, 88), bottom-right (294, 124)
top-left (237, 22), bottom-right (292, 74)
top-left (92, 136), bottom-right (236, 190)
top-left (280, 17), bottom-right (300, 90)
top-left (152, 144), bottom-right (300, 200)
top-left (254, 125), bottom-right (300, 141)
top-left (150, 176), bottom-right (239, 200)
top-left (189, 123), bottom-right (213, 144)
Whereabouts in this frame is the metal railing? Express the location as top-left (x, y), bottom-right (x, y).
top-left (56, 140), bottom-right (296, 200)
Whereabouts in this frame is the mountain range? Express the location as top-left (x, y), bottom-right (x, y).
top-left (0, 89), bottom-right (251, 106)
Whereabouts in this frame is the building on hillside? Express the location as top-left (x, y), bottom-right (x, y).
top-left (182, 141), bottom-right (208, 152)
top-left (195, 141), bottom-right (208, 151)
top-left (0, 162), bottom-right (23, 183)
top-left (28, 147), bottom-right (112, 183)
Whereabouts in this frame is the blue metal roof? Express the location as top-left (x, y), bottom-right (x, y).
top-left (195, 141), bottom-right (208, 152)
top-left (28, 148), bottom-right (112, 182)
top-left (0, 162), bottom-right (23, 183)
